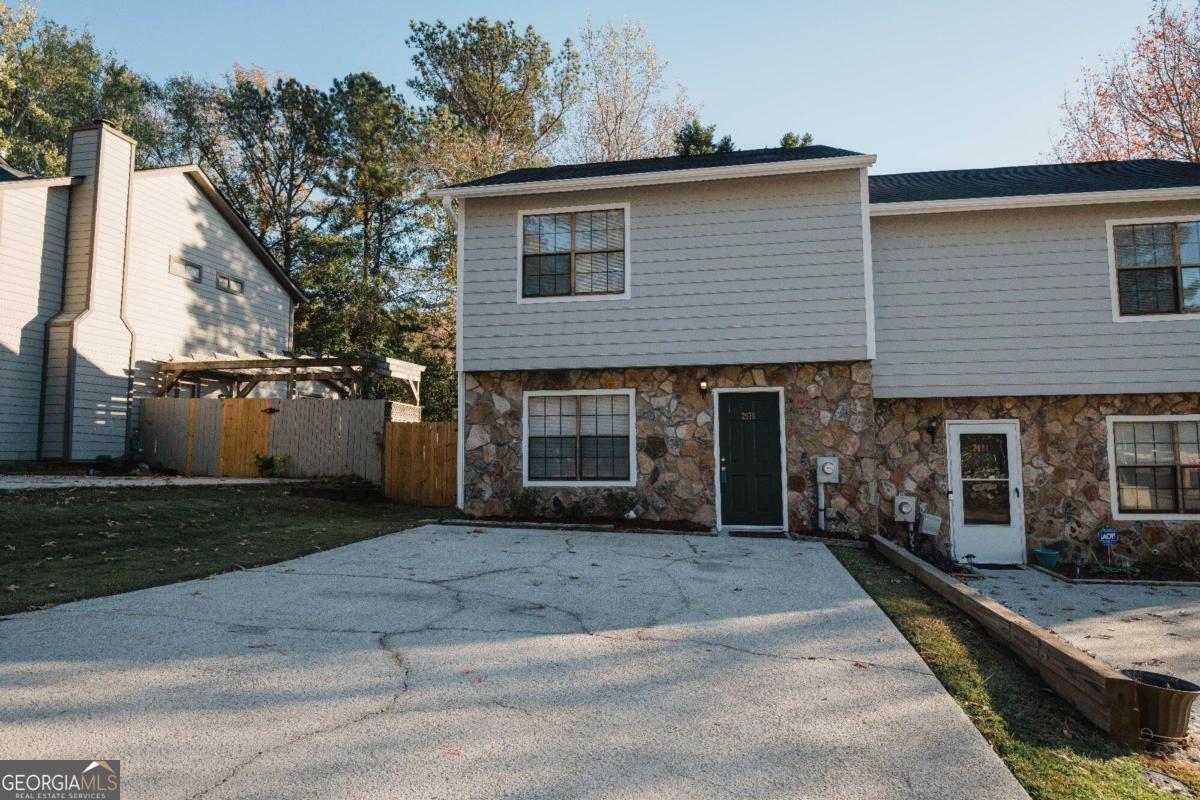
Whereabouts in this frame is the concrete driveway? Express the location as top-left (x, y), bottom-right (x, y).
top-left (1, 525), bottom-right (1026, 799)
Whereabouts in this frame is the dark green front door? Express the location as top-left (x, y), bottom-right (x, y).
top-left (718, 392), bottom-right (783, 527)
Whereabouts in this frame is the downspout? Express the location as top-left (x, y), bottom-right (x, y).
top-left (118, 142), bottom-right (138, 460)
top-left (443, 194), bottom-right (466, 513)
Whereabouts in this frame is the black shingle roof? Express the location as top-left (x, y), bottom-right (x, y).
top-left (447, 145), bottom-right (866, 189)
top-left (869, 159), bottom-right (1200, 204)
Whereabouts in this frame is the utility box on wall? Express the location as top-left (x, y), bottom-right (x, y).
top-left (815, 455), bottom-right (839, 484)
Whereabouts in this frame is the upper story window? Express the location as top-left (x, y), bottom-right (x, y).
top-left (520, 205), bottom-right (629, 300)
top-left (1109, 416), bottom-right (1200, 517)
top-left (216, 273), bottom-right (244, 296)
top-left (1112, 220), bottom-right (1200, 316)
top-left (169, 256), bottom-right (203, 283)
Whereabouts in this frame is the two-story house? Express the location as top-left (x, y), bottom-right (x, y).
top-left (0, 120), bottom-right (305, 462)
top-left (433, 146), bottom-right (1200, 565)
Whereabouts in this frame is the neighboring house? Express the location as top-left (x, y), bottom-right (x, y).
top-left (0, 120), bottom-right (305, 462)
top-left (433, 147), bottom-right (1200, 564)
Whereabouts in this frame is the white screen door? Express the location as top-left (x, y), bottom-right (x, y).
top-left (946, 420), bottom-right (1025, 565)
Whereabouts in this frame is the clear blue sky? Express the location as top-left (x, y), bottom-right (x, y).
top-left (38, 0), bottom-right (1149, 174)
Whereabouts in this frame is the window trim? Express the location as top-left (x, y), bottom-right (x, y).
top-left (1106, 414), bottom-right (1200, 521)
top-left (521, 388), bottom-right (637, 488)
top-left (516, 202), bottom-right (632, 304)
top-left (169, 255), bottom-right (204, 284)
top-left (1106, 215), bottom-right (1200, 322)
top-left (216, 272), bottom-right (244, 296)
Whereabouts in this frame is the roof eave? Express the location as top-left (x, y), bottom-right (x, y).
top-left (870, 185), bottom-right (1200, 216)
top-left (0, 175), bottom-right (81, 190)
top-left (430, 153), bottom-right (877, 199)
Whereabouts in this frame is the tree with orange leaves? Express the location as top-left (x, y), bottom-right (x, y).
top-left (1057, 1), bottom-right (1200, 162)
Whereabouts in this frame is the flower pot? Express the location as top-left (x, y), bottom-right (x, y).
top-left (1122, 669), bottom-right (1200, 742)
top-left (1032, 547), bottom-right (1059, 570)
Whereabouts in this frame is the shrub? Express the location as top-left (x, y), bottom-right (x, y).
top-left (509, 489), bottom-right (539, 518)
top-left (603, 490), bottom-right (638, 519)
top-left (252, 452), bottom-right (290, 478)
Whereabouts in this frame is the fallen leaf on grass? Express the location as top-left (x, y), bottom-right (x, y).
top-left (5, 585), bottom-right (18, 592)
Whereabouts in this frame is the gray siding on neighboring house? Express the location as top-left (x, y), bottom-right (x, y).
top-left (0, 185), bottom-right (69, 459)
top-left (124, 169), bottom-right (292, 411)
top-left (67, 130), bottom-right (136, 459)
top-left (460, 169), bottom-right (870, 371)
top-left (871, 200), bottom-right (1200, 397)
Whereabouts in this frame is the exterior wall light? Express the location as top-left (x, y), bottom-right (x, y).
top-left (698, 379), bottom-right (709, 394)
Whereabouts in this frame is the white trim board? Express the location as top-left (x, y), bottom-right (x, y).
top-left (1105, 414), bottom-right (1200, 522)
top-left (712, 387), bottom-right (789, 533)
top-left (1105, 214), bottom-right (1200, 323)
top-left (429, 154), bottom-right (877, 199)
top-left (448, 195), bottom-right (466, 510)
top-left (870, 185), bottom-right (1200, 217)
top-left (521, 388), bottom-right (637, 488)
top-left (516, 203), bottom-right (632, 304)
top-left (859, 167), bottom-right (877, 359)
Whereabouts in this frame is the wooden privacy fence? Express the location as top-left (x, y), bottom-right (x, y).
top-left (382, 421), bottom-right (457, 506)
top-left (141, 399), bottom-right (456, 507)
top-left (142, 397), bottom-right (394, 482)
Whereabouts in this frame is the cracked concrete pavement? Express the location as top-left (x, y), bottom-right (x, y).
top-left (1, 525), bottom-right (1027, 799)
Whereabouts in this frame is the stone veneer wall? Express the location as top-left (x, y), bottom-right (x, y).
top-left (875, 393), bottom-right (1200, 563)
top-left (463, 362), bottom-right (877, 533)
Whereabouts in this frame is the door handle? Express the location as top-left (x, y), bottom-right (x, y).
top-left (1014, 487), bottom-right (1020, 498)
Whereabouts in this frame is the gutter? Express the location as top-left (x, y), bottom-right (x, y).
top-left (870, 185), bottom-right (1200, 216)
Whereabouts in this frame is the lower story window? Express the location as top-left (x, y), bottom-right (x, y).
top-left (1111, 417), bottom-right (1200, 515)
top-left (524, 390), bottom-right (634, 484)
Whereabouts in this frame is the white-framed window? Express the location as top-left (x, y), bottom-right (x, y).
top-left (169, 255), bottom-right (203, 283)
top-left (216, 273), bottom-right (244, 295)
top-left (1106, 415), bottom-right (1200, 520)
top-left (522, 388), bottom-right (636, 487)
top-left (1107, 216), bottom-right (1200, 321)
top-left (517, 203), bottom-right (631, 303)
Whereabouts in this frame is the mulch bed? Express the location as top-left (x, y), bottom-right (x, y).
top-left (1051, 562), bottom-right (1200, 583)
top-left (476, 514), bottom-right (709, 533)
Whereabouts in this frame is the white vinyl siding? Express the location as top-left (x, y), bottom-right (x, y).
top-left (0, 185), bottom-right (69, 459)
top-left (462, 169), bottom-right (870, 371)
top-left (125, 170), bottom-right (292, 406)
top-left (871, 200), bottom-right (1200, 397)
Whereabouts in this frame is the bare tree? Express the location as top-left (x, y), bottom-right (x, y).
top-left (566, 20), bottom-right (698, 163)
top-left (1056, 1), bottom-right (1200, 162)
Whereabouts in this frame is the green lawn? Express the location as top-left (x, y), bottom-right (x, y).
top-left (0, 483), bottom-right (446, 616)
top-left (832, 547), bottom-right (1200, 800)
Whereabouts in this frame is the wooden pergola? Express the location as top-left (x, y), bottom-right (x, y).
top-left (155, 352), bottom-right (425, 402)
